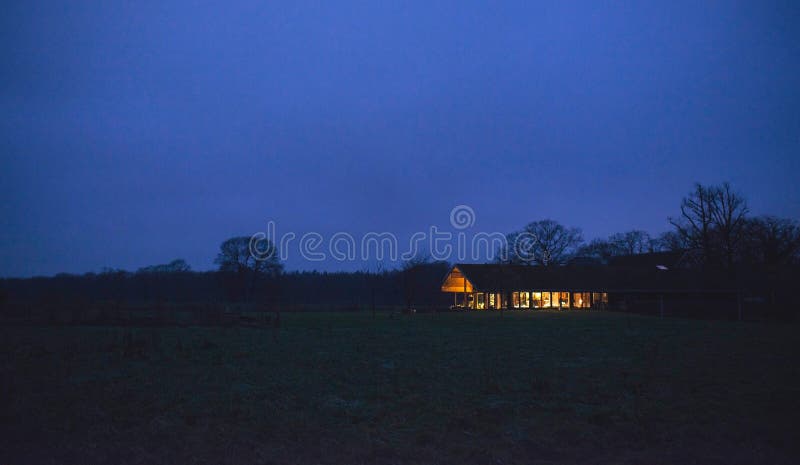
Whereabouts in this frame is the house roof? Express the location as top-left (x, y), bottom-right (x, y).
top-left (606, 251), bottom-right (686, 268)
top-left (445, 262), bottom-right (738, 293)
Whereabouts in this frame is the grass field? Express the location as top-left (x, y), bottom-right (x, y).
top-left (1, 311), bottom-right (799, 464)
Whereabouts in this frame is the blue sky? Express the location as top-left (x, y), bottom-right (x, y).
top-left (1, 0), bottom-right (799, 276)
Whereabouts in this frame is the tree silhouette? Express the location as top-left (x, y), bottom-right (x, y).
top-left (215, 236), bottom-right (282, 301)
top-left (136, 259), bottom-right (191, 274)
top-left (670, 182), bottom-right (748, 267)
top-left (743, 216), bottom-right (800, 266)
top-left (609, 230), bottom-right (651, 255)
top-left (502, 220), bottom-right (583, 266)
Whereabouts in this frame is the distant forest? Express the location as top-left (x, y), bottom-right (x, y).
top-left (1, 182), bottom-right (798, 316)
top-left (0, 264), bottom-right (452, 310)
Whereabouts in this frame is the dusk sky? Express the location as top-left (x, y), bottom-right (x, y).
top-left (2, 1), bottom-right (799, 276)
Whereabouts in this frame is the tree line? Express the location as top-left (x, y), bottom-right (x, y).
top-left (500, 182), bottom-right (799, 268)
top-left (1, 182), bottom-right (797, 312)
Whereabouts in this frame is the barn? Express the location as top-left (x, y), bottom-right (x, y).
top-left (441, 254), bottom-right (741, 314)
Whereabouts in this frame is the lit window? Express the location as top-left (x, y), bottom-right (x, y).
top-left (591, 292), bottom-right (608, 307)
top-left (556, 292), bottom-right (569, 308)
top-left (574, 292), bottom-right (590, 308)
top-left (519, 291), bottom-right (530, 308)
top-left (531, 292), bottom-right (542, 308)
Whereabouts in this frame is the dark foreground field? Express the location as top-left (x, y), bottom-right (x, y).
top-left (1, 311), bottom-right (798, 464)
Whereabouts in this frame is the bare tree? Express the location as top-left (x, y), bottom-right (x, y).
top-left (711, 183), bottom-right (749, 267)
top-left (743, 216), bottom-right (800, 266)
top-left (609, 230), bottom-right (651, 255)
top-left (647, 236), bottom-right (664, 253)
top-left (215, 236), bottom-right (282, 301)
top-left (670, 182), bottom-right (748, 267)
top-left (502, 220), bottom-right (583, 266)
top-left (670, 184), bottom-right (716, 261)
top-left (577, 230), bottom-right (655, 260)
top-left (652, 230), bottom-right (686, 252)
top-left (576, 238), bottom-right (619, 260)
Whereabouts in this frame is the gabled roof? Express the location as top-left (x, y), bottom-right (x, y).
top-left (441, 265), bottom-right (474, 292)
top-left (443, 262), bottom-right (737, 293)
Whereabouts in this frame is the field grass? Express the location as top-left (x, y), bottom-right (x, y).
top-left (1, 311), bottom-right (799, 464)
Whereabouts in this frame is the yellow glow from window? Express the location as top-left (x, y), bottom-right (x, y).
top-left (520, 292), bottom-right (529, 308)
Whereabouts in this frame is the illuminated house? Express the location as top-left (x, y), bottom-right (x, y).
top-left (441, 258), bottom-right (738, 311)
top-left (441, 264), bottom-right (608, 310)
